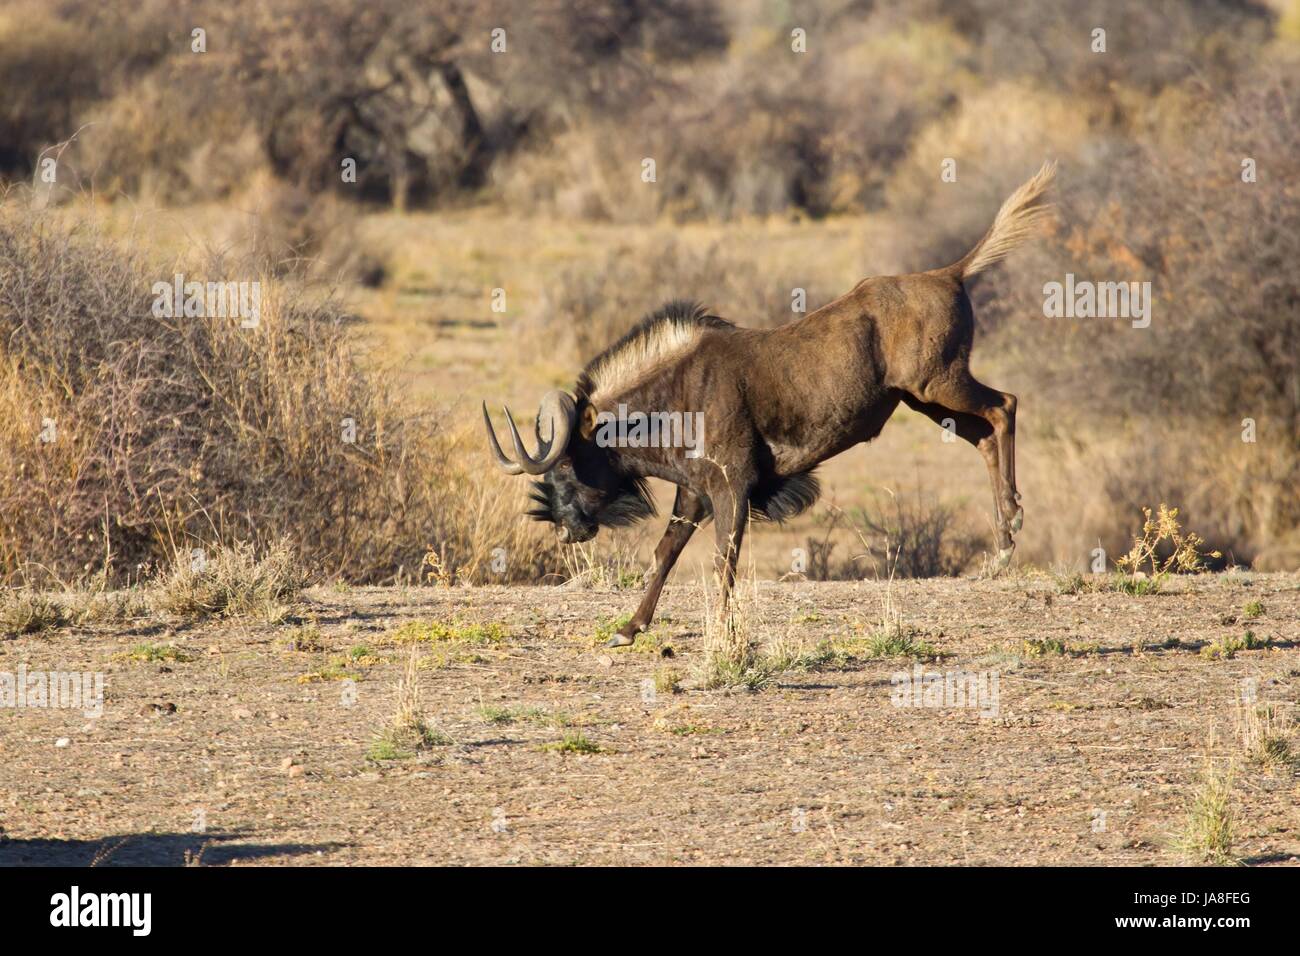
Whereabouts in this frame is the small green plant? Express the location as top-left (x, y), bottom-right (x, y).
top-left (366, 739), bottom-right (411, 761)
top-left (386, 618), bottom-right (506, 646)
top-left (1201, 631), bottom-right (1268, 660)
top-left (654, 668), bottom-right (682, 695)
top-left (1242, 600), bottom-right (1264, 619)
top-left (285, 620), bottom-right (325, 652)
top-left (119, 642), bottom-right (194, 664)
top-left (592, 614), bottom-right (634, 647)
top-left (1022, 637), bottom-right (1068, 657)
top-left (297, 657), bottom-right (357, 683)
top-left (541, 731), bottom-right (604, 754)
top-left (348, 645), bottom-right (383, 667)
top-left (476, 704), bottom-right (517, 725)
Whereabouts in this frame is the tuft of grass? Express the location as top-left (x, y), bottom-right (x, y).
top-left (369, 646), bottom-right (451, 759)
top-left (764, 634), bottom-right (848, 672)
top-left (1110, 574), bottom-right (1162, 596)
top-left (365, 739), bottom-right (408, 761)
top-left (1242, 600), bottom-right (1264, 619)
top-left (118, 642), bottom-right (194, 664)
top-left (151, 540), bottom-right (306, 622)
top-left (654, 667), bottom-right (682, 696)
top-left (1235, 701), bottom-right (1294, 771)
top-left (1175, 758), bottom-right (1238, 866)
top-left (64, 589), bottom-right (150, 627)
top-left (541, 731), bottom-right (604, 755)
top-left (1022, 637), bottom-right (1068, 657)
top-left (285, 620), bottom-right (325, 652)
top-left (0, 590), bottom-right (66, 637)
top-left (385, 618), bottom-right (506, 646)
top-left (1052, 571), bottom-right (1097, 595)
top-left (296, 657), bottom-right (358, 683)
top-left (859, 625), bottom-right (940, 659)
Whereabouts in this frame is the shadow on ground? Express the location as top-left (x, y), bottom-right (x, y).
top-left (0, 832), bottom-right (341, 866)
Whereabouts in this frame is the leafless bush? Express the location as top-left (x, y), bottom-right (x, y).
top-left (804, 493), bottom-right (981, 581)
top-left (0, 202), bottom-right (550, 584)
top-left (851, 492), bottom-right (983, 578)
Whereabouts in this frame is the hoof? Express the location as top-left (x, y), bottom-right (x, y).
top-left (1009, 506), bottom-right (1024, 534)
top-left (606, 632), bottom-right (637, 648)
top-left (993, 545), bottom-right (1015, 573)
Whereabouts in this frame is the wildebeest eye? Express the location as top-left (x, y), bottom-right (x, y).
top-left (526, 480), bottom-right (555, 522)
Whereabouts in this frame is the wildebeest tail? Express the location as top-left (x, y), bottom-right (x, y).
top-left (948, 161), bottom-right (1056, 281)
top-left (751, 470), bottom-right (821, 523)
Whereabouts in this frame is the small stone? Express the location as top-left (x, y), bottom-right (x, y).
top-left (280, 757), bottom-right (295, 771)
top-left (595, 654), bottom-right (613, 669)
top-left (55, 737), bottom-right (70, 748)
top-left (287, 765), bottom-right (305, 779)
top-left (231, 707), bottom-right (254, 720)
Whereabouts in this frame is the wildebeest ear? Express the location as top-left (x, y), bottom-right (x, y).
top-left (579, 404), bottom-right (599, 439)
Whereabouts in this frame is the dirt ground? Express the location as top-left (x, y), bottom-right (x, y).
top-left (2, 573), bottom-right (1297, 866)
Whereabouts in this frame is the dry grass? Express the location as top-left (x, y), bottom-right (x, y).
top-left (1175, 755), bottom-right (1239, 866)
top-left (149, 539), bottom-right (306, 622)
top-left (1235, 699), bottom-right (1295, 772)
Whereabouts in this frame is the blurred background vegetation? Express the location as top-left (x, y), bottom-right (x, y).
top-left (0, 0), bottom-right (1297, 585)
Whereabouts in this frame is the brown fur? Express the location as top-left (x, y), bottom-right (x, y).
top-left (494, 162), bottom-right (1056, 644)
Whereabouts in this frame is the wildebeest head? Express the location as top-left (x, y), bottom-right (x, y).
top-left (482, 390), bottom-right (654, 544)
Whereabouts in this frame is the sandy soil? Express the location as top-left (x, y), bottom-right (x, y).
top-left (2, 573), bottom-right (1297, 866)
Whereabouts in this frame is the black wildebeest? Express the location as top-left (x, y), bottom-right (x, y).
top-left (484, 162), bottom-right (1055, 646)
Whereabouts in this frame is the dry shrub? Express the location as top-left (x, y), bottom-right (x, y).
top-left (75, 69), bottom-right (263, 205)
top-left (0, 589), bottom-right (66, 638)
top-left (493, 13), bottom-right (956, 222)
top-left (0, 202), bottom-right (547, 585)
top-left (804, 493), bottom-right (981, 581)
top-left (0, 3), bottom-right (111, 179)
top-left (150, 539), bottom-right (306, 621)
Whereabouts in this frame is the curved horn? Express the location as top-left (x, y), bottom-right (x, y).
top-left (482, 402), bottom-right (524, 475)
top-left (504, 390), bottom-right (576, 475)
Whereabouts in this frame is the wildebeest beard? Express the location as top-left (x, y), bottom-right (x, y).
top-left (526, 475), bottom-right (657, 530)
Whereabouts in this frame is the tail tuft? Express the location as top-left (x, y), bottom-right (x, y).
top-left (950, 161), bottom-right (1056, 280)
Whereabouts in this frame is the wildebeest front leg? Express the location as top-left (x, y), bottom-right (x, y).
top-left (609, 487), bottom-right (708, 647)
top-left (709, 477), bottom-right (751, 621)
